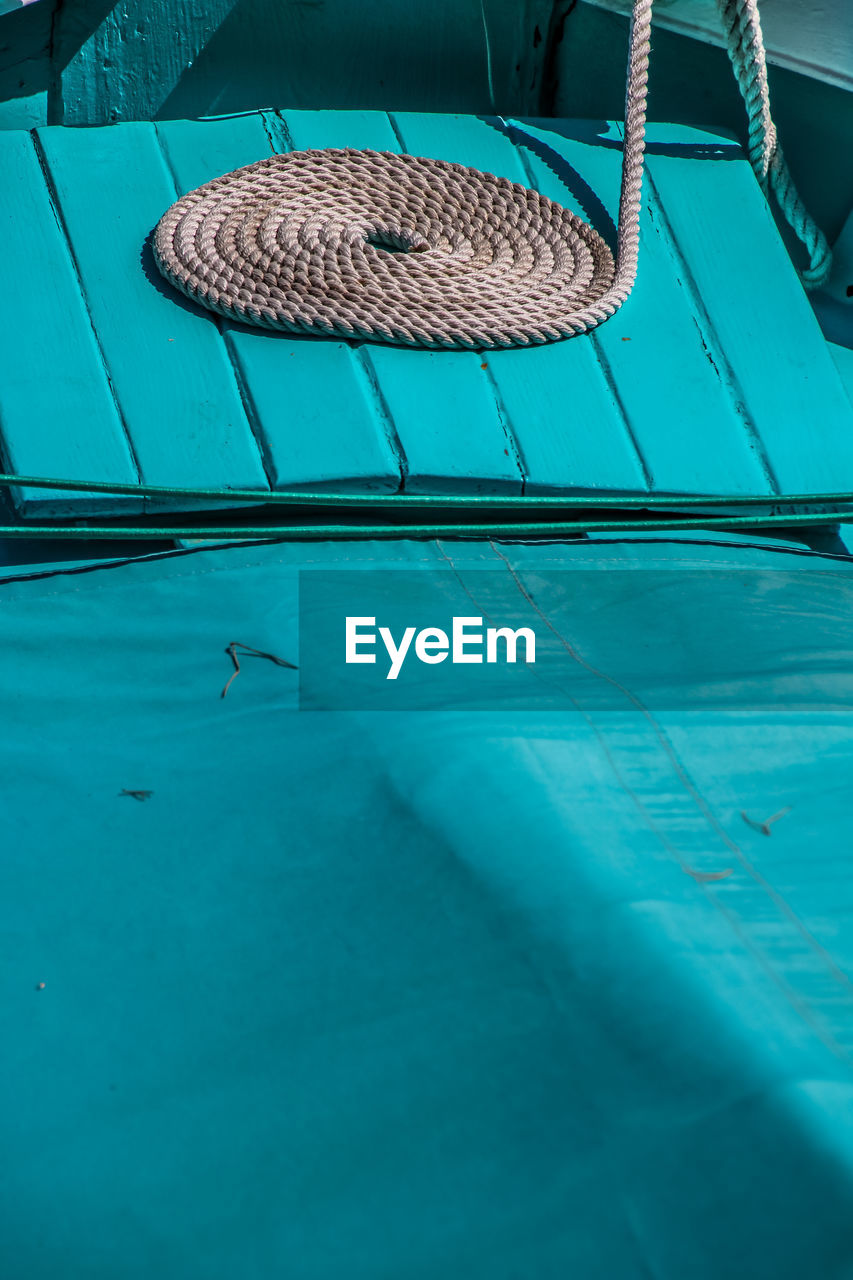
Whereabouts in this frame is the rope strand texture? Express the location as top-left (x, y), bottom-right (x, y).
top-left (155, 149), bottom-right (618, 348)
top-left (153, 0), bottom-right (828, 348)
top-left (715, 0), bottom-right (831, 289)
top-left (154, 4), bottom-right (653, 350)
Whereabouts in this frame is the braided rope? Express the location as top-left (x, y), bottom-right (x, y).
top-left (153, 3), bottom-right (652, 349)
top-left (153, 0), bottom-right (828, 349)
top-left (716, 0), bottom-right (831, 289)
top-left (155, 148), bottom-right (617, 349)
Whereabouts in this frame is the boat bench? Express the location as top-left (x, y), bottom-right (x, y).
top-left (3, 108), bottom-right (853, 519)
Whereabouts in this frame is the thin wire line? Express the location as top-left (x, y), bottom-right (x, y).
top-left (4, 472), bottom-right (853, 510)
top-left (0, 510), bottom-right (851, 542)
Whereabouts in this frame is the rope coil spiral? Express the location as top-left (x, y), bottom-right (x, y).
top-left (153, 0), bottom-right (829, 350)
top-left (154, 149), bottom-right (622, 349)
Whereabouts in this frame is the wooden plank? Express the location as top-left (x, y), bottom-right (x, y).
top-left (482, 340), bottom-right (650, 495)
top-left (0, 131), bottom-right (142, 518)
top-left (0, 0), bottom-right (51, 130)
top-left (36, 122), bottom-right (270, 500)
top-left (276, 108), bottom-right (401, 153)
top-left (642, 121), bottom-right (853, 493)
top-left (7, 109), bottom-right (849, 520)
top-left (285, 108), bottom-right (523, 494)
top-left (154, 113), bottom-right (275, 195)
top-left (264, 110), bottom-right (410, 492)
top-left (391, 111), bottom-right (531, 179)
top-left (158, 109), bottom-right (402, 495)
top-left (513, 119), bottom-right (775, 495)
top-left (365, 346), bottom-right (522, 494)
top-left (397, 114), bottom-right (649, 494)
top-left (360, 112), bottom-right (524, 494)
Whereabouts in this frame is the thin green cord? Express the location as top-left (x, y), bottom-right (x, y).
top-left (0, 510), bottom-right (850, 542)
top-left (3, 472), bottom-right (853, 510)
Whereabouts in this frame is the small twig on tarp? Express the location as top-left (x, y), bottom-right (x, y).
top-left (221, 641), bottom-right (298, 698)
top-left (120, 789), bottom-right (153, 802)
top-left (741, 805), bottom-right (792, 836)
top-left (684, 867), bottom-right (733, 883)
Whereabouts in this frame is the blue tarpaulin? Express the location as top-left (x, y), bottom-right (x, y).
top-left (3, 532), bottom-right (853, 1278)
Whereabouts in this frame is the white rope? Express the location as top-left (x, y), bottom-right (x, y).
top-left (715, 0), bottom-right (831, 289)
top-left (153, 0), bottom-right (828, 350)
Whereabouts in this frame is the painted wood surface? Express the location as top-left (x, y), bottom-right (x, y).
top-left (362, 112), bottom-right (526, 494)
top-left (640, 120), bottom-right (853, 494)
top-left (520, 121), bottom-right (771, 494)
top-left (0, 0), bottom-right (50, 129)
top-left (49, 0), bottom-right (550, 126)
top-left (2, 109), bottom-right (853, 521)
top-left (2, 0), bottom-right (851, 287)
top-left (38, 122), bottom-right (270, 506)
top-left (157, 113), bottom-right (402, 494)
top-left (550, 4), bottom-right (853, 251)
top-left (0, 131), bottom-right (141, 517)
top-left (830, 343), bottom-right (853, 411)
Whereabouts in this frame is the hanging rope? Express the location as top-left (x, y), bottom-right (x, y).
top-left (153, 0), bottom-right (828, 350)
top-left (715, 0), bottom-right (831, 289)
top-left (153, 5), bottom-right (652, 349)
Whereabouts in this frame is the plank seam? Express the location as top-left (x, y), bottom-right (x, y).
top-left (385, 111), bottom-right (409, 154)
top-left (479, 361), bottom-right (529, 492)
top-left (153, 121), bottom-right (275, 494)
top-left (261, 110), bottom-right (291, 155)
top-left (269, 111), bottom-right (296, 153)
top-left (386, 110), bottom-right (525, 493)
top-left (639, 162), bottom-right (782, 496)
top-left (509, 132), bottom-right (540, 190)
top-left (509, 123), bottom-right (653, 491)
top-left (220, 334), bottom-right (279, 490)
top-left (351, 348), bottom-right (408, 492)
top-left (273, 110), bottom-right (406, 492)
top-left (589, 334), bottom-right (655, 490)
top-left (29, 129), bottom-right (145, 507)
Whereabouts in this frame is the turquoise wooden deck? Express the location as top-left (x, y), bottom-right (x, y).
top-left (2, 108), bottom-right (853, 519)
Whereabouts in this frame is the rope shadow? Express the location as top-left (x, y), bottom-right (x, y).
top-left (482, 115), bottom-right (618, 252)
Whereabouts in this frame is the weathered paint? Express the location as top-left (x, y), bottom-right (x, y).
top-left (2, 110), bottom-right (852, 520)
top-left (37, 122), bottom-right (271, 508)
top-left (0, 131), bottom-right (142, 517)
top-left (641, 120), bottom-right (853, 494)
top-left (502, 119), bottom-right (777, 495)
top-left (157, 113), bottom-right (403, 494)
top-left (550, 3), bottom-right (853, 249)
top-left (0, 0), bottom-right (551, 127)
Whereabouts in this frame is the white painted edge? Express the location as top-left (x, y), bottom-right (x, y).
top-left (580, 0), bottom-right (853, 93)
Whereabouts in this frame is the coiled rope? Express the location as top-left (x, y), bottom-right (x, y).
top-left (153, 0), bottom-right (829, 350)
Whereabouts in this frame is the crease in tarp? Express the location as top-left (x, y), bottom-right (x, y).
top-left (1, 534), bottom-right (853, 1277)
